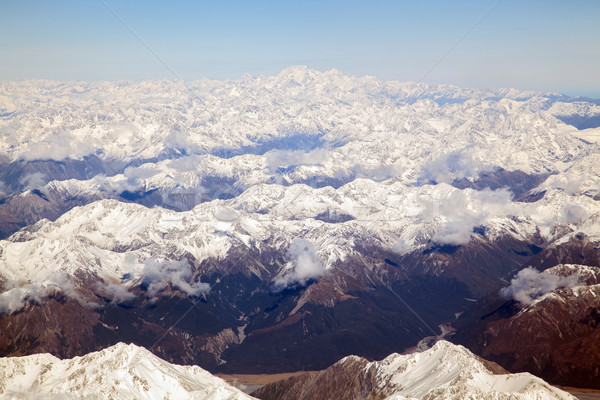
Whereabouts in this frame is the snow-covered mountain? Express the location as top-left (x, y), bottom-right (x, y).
top-left (252, 340), bottom-right (575, 400)
top-left (1, 67), bottom-right (599, 245)
top-left (1, 67), bottom-right (599, 386)
top-left (0, 342), bottom-right (254, 399)
top-left (1, 66), bottom-right (599, 243)
top-left (0, 183), bottom-right (598, 376)
top-left (1, 66), bottom-right (598, 194)
top-left (2, 178), bottom-right (599, 313)
top-left (0, 340), bottom-right (575, 400)
top-left (1, 67), bottom-right (596, 172)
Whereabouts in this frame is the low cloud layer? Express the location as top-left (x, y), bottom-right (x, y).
top-left (100, 166), bottom-right (159, 195)
top-left (0, 259), bottom-right (211, 314)
top-left (19, 172), bottom-right (46, 191)
top-left (419, 149), bottom-right (495, 184)
top-left (0, 284), bottom-right (46, 314)
top-left (0, 273), bottom-right (95, 315)
top-left (559, 203), bottom-right (590, 225)
top-left (123, 166), bottom-right (157, 185)
top-left (500, 267), bottom-right (580, 305)
top-left (141, 259), bottom-right (210, 300)
top-left (273, 239), bottom-right (325, 291)
top-left (431, 188), bottom-right (513, 245)
top-left (266, 148), bottom-right (328, 170)
top-left (18, 134), bottom-right (95, 161)
top-left (95, 281), bottom-right (137, 305)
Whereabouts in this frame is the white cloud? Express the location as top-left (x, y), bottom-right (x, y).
top-left (18, 134), bottom-right (95, 161)
top-left (141, 259), bottom-right (210, 300)
top-left (19, 172), bottom-right (46, 190)
top-left (560, 203), bottom-right (589, 225)
top-left (89, 166), bottom-right (160, 196)
top-left (500, 267), bottom-right (580, 305)
top-left (167, 156), bottom-right (201, 172)
top-left (392, 238), bottom-right (412, 255)
top-left (44, 272), bottom-right (98, 309)
top-left (94, 281), bottom-right (136, 305)
top-left (273, 239), bottom-right (325, 291)
top-left (164, 131), bottom-right (203, 154)
top-left (0, 284), bottom-right (46, 315)
top-left (432, 188), bottom-right (513, 245)
top-left (266, 148), bottom-right (328, 170)
top-left (0, 273), bottom-right (125, 315)
top-left (123, 166), bottom-right (157, 184)
top-left (419, 149), bottom-right (495, 184)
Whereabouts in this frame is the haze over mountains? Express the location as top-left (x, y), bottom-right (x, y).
top-left (1, 67), bottom-right (599, 395)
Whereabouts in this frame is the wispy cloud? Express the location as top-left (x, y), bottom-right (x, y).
top-left (432, 188), bottom-right (513, 245)
top-left (273, 239), bottom-right (325, 291)
top-left (19, 172), bottom-right (46, 190)
top-left (0, 272), bottom-right (96, 315)
top-left (500, 267), bottom-right (580, 305)
top-left (419, 149), bottom-right (496, 184)
top-left (141, 259), bottom-right (210, 301)
top-left (18, 134), bottom-right (95, 162)
top-left (94, 281), bottom-right (137, 305)
top-left (266, 148), bottom-right (328, 170)
top-left (0, 284), bottom-right (46, 315)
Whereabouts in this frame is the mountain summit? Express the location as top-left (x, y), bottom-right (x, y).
top-left (0, 342), bottom-right (254, 399)
top-left (253, 340), bottom-right (576, 400)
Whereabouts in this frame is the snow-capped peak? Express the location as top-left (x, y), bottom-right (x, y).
top-left (0, 342), bottom-right (255, 399)
top-left (254, 340), bottom-right (575, 400)
top-left (372, 340), bottom-right (569, 399)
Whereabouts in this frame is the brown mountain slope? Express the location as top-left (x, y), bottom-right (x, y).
top-left (453, 264), bottom-right (600, 389)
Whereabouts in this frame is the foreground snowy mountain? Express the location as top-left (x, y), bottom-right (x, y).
top-left (252, 340), bottom-right (575, 400)
top-left (0, 342), bottom-right (254, 400)
top-left (0, 341), bottom-right (575, 400)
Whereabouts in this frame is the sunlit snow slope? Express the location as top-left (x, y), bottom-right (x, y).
top-left (0, 342), bottom-right (255, 400)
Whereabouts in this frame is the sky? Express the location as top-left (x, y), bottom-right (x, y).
top-left (1, 0), bottom-right (599, 97)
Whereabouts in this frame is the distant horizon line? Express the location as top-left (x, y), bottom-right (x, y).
top-left (1, 66), bottom-right (598, 101)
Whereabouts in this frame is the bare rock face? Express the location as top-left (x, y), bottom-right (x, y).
top-left (252, 341), bottom-right (575, 400)
top-left (252, 357), bottom-right (374, 400)
top-left (0, 296), bottom-right (100, 358)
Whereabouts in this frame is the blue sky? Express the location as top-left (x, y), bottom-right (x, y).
top-left (1, 0), bottom-right (599, 97)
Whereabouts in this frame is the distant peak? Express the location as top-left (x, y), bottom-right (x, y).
top-left (277, 65), bottom-right (317, 84)
top-left (278, 65), bottom-right (310, 74)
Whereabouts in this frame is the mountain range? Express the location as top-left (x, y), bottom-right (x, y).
top-left (1, 66), bottom-right (599, 392)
